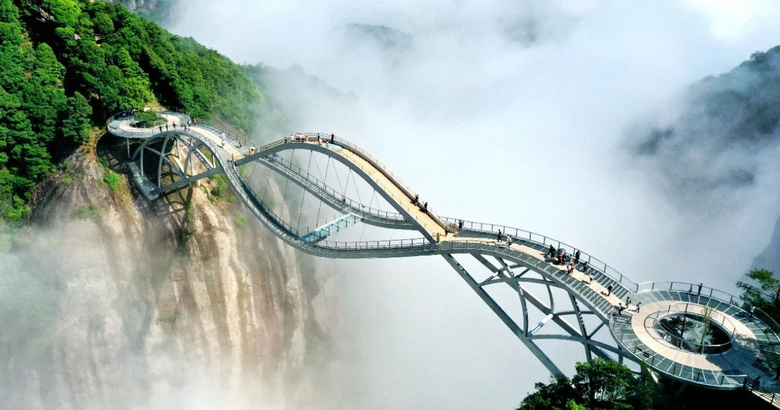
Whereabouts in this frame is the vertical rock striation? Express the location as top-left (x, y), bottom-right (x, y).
top-left (4, 151), bottom-right (335, 409)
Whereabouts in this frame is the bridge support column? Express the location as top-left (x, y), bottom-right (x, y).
top-left (441, 253), bottom-right (564, 376)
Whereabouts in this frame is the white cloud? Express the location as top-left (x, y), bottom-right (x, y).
top-left (684, 0), bottom-right (780, 43)
top-left (166, 0), bottom-right (780, 408)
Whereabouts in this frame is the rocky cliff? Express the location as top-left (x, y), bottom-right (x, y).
top-left (1, 142), bottom-right (336, 409)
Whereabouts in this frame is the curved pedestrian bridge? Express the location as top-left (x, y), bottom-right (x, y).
top-left (106, 109), bottom-right (780, 395)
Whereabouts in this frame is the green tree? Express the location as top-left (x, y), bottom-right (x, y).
top-left (573, 359), bottom-right (639, 409)
top-left (518, 375), bottom-right (578, 410)
top-left (519, 359), bottom-right (651, 410)
top-left (92, 11), bottom-right (113, 35)
top-left (61, 91), bottom-right (92, 145)
top-left (738, 268), bottom-right (780, 306)
top-left (41, 0), bottom-right (82, 26)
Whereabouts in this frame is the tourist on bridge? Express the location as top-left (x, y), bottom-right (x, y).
top-left (574, 250), bottom-right (581, 264)
top-left (165, 124), bottom-right (169, 131)
top-left (626, 296), bottom-right (631, 307)
top-left (506, 234), bottom-right (512, 246)
top-left (159, 126), bottom-right (163, 133)
top-left (458, 220), bottom-right (464, 231)
top-left (748, 305), bottom-right (756, 320)
top-left (582, 261), bottom-right (589, 272)
top-left (635, 302), bottom-right (642, 313)
top-left (588, 273), bottom-right (595, 284)
top-left (605, 285), bottom-right (613, 296)
top-left (567, 260), bottom-right (574, 274)
top-left (412, 194), bottom-right (419, 205)
top-left (424, 202), bottom-right (428, 213)
top-left (547, 245), bottom-right (556, 259)
top-left (330, 133), bottom-right (335, 143)
top-left (497, 230), bottom-right (502, 241)
top-left (752, 376), bottom-right (762, 391)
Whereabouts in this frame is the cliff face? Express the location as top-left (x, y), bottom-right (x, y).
top-left (4, 148), bottom-right (336, 409)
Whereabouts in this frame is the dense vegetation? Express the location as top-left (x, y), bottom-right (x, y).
top-left (518, 359), bottom-right (652, 410)
top-left (0, 0), bottom-right (267, 226)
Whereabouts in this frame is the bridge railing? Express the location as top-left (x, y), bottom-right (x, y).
top-left (298, 133), bottom-right (449, 233)
top-left (638, 281), bottom-right (780, 338)
top-left (610, 316), bottom-right (747, 388)
top-left (106, 108), bottom-right (191, 138)
top-left (441, 216), bottom-right (640, 292)
top-left (263, 154), bottom-right (407, 221)
top-left (645, 302), bottom-right (738, 354)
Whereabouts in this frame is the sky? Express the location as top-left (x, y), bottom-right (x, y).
top-left (168, 1), bottom-right (780, 408)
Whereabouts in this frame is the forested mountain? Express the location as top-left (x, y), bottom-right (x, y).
top-left (631, 46), bottom-right (780, 204)
top-left (0, 0), bottom-right (267, 226)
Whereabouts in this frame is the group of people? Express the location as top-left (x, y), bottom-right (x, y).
top-left (287, 133), bottom-right (308, 143)
top-left (285, 133), bottom-right (336, 144)
top-left (411, 194), bottom-right (429, 214)
top-left (157, 120), bottom-right (193, 134)
top-left (612, 297), bottom-right (641, 317)
top-left (496, 229), bottom-right (513, 246)
top-left (546, 246), bottom-right (582, 267)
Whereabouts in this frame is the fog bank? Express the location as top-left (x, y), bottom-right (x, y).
top-left (166, 1), bottom-right (780, 408)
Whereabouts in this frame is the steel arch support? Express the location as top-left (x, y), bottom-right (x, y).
top-left (248, 142), bottom-right (437, 241)
top-left (441, 253), bottom-right (564, 376)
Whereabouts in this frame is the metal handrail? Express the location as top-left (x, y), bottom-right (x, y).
top-left (441, 216), bottom-right (640, 292)
top-left (264, 155), bottom-right (408, 221)
top-left (645, 302), bottom-right (736, 354)
top-left (638, 281), bottom-right (780, 338)
top-left (745, 376), bottom-right (780, 405)
top-left (106, 108), bottom-right (191, 138)
top-left (610, 316), bottom-right (747, 387)
top-left (298, 133), bottom-right (449, 232)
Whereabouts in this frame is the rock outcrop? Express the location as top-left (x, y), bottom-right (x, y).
top-left (2, 147), bottom-right (335, 409)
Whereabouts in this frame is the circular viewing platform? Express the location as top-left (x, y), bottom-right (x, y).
top-left (611, 282), bottom-right (780, 390)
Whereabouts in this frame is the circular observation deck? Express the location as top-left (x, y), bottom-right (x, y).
top-left (611, 282), bottom-right (780, 389)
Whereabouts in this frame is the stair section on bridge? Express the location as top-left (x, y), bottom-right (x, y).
top-left (300, 213), bottom-right (360, 244)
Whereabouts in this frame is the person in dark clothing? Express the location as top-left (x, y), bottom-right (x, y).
top-left (606, 285), bottom-right (613, 296)
top-left (330, 133), bottom-right (335, 143)
top-left (574, 250), bottom-right (581, 264)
